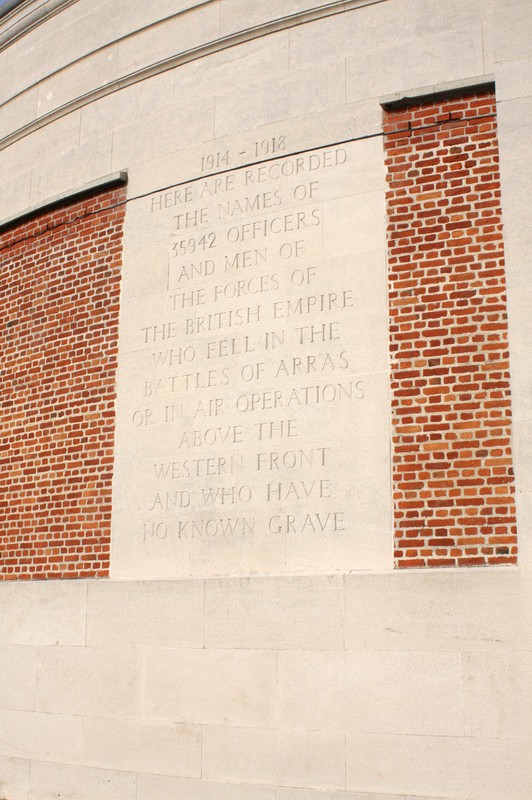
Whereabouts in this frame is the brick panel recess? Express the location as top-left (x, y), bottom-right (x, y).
top-left (0, 184), bottom-right (126, 580)
top-left (384, 87), bottom-right (518, 568)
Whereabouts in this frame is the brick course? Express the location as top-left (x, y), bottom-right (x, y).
top-left (0, 184), bottom-right (126, 580)
top-left (384, 88), bottom-right (518, 568)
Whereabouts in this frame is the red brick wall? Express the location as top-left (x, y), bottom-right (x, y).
top-left (0, 184), bottom-right (126, 580)
top-left (384, 87), bottom-right (518, 568)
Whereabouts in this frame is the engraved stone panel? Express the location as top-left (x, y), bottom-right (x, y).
top-left (111, 136), bottom-right (392, 577)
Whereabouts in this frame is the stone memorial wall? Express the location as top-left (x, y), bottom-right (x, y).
top-left (0, 1), bottom-right (531, 799)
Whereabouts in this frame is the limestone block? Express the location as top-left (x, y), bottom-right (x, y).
top-left (305, 731), bottom-right (346, 790)
top-left (508, 352), bottom-right (532, 424)
top-left (0, 135), bottom-right (35, 191)
top-left (0, 52), bottom-right (13, 104)
top-left (0, 87), bottom-right (38, 142)
top-left (142, 648), bottom-right (277, 726)
top-left (288, 12), bottom-right (363, 71)
top-left (493, 0), bottom-right (532, 63)
top-left (482, 16), bottom-right (495, 76)
top-left (0, 754), bottom-right (29, 800)
top-left (137, 774), bottom-right (276, 799)
top-left (219, 0), bottom-right (322, 38)
top-left (288, 0), bottom-right (486, 71)
top-left (296, 136), bottom-right (385, 199)
top-left (495, 56), bottom-right (532, 102)
top-left (497, 97), bottom-right (532, 163)
top-left (29, 134), bottom-right (113, 207)
top-left (387, 0), bottom-right (488, 37)
top-left (322, 192), bottom-right (385, 258)
top-left (0, 110), bottom-right (82, 195)
top-left (79, 70), bottom-right (174, 146)
top-left (346, 732), bottom-right (532, 799)
top-left (513, 421), bottom-right (532, 492)
top-left (34, 646), bottom-right (142, 718)
top-left (0, 709), bottom-right (80, 762)
top-left (506, 270), bottom-right (532, 414)
top-left (500, 157), bottom-right (532, 276)
top-left (344, 569), bottom-right (529, 652)
top-left (27, 110), bottom-right (83, 160)
top-left (86, 579), bottom-right (204, 648)
top-left (173, 32), bottom-right (290, 107)
top-left (111, 97), bottom-right (215, 170)
top-left (214, 60), bottom-right (345, 138)
top-left (4, 27), bottom-right (77, 100)
top-left (116, 4), bottom-right (219, 76)
top-left (107, 0), bottom-right (211, 41)
top-left (204, 575), bottom-right (344, 649)
top-left (503, 226), bottom-right (532, 284)
top-left (202, 725), bottom-right (345, 790)
top-left (0, 646), bottom-right (36, 712)
top-left (37, 44), bottom-right (121, 121)
top-left (28, 761), bottom-right (137, 800)
top-left (346, 26), bottom-right (484, 101)
top-left (278, 650), bottom-right (463, 736)
top-left (278, 650), bottom-right (345, 730)
top-left (463, 651), bottom-right (532, 737)
top-left (184, 519), bottom-right (285, 579)
top-left (282, 432), bottom-right (393, 574)
top-left (80, 716), bottom-right (201, 777)
top-left (0, 580), bottom-right (86, 646)
top-left (516, 491), bottom-right (532, 568)
top-left (113, 233), bottom-right (169, 304)
top-left (0, 170), bottom-right (31, 224)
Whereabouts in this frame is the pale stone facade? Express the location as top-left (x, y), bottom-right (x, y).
top-left (1, 1), bottom-right (531, 797)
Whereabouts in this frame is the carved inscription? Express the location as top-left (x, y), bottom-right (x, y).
top-left (128, 140), bottom-right (381, 563)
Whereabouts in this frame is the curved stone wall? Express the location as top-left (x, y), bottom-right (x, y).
top-left (0, 1), bottom-right (531, 798)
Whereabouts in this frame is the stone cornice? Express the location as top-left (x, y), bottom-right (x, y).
top-left (0, 0), bottom-right (387, 152)
top-left (0, 0), bottom-right (78, 48)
